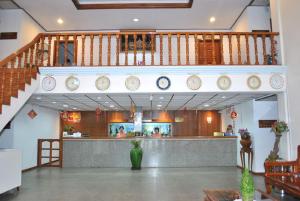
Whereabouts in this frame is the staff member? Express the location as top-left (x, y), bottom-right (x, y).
top-left (116, 126), bottom-right (127, 138)
top-left (152, 127), bottom-right (161, 138)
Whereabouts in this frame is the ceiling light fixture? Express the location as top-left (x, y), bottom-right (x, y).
top-left (222, 96), bottom-right (226, 99)
top-left (110, 105), bottom-right (115, 108)
top-left (73, 107), bottom-right (77, 110)
top-left (210, 16), bottom-right (216, 23)
top-left (57, 18), bottom-right (64, 24)
top-left (63, 104), bottom-right (68, 108)
top-left (132, 18), bottom-right (139, 22)
top-left (97, 97), bottom-right (102, 100)
top-left (36, 97), bottom-right (42, 100)
top-left (52, 101), bottom-right (57, 104)
top-left (204, 104), bottom-right (210, 107)
top-left (157, 104), bottom-right (162, 107)
top-left (105, 101), bottom-right (109, 104)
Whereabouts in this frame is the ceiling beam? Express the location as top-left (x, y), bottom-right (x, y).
top-left (72, 0), bottom-right (193, 9)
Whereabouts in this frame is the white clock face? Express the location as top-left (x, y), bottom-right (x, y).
top-left (125, 76), bottom-right (140, 91)
top-left (270, 74), bottom-right (284, 90)
top-left (42, 76), bottom-right (56, 91)
top-left (217, 76), bottom-right (231, 90)
top-left (157, 76), bottom-right (171, 90)
top-left (247, 75), bottom-right (261, 90)
top-left (95, 76), bottom-right (110, 91)
top-left (187, 75), bottom-right (201, 90)
top-left (65, 76), bottom-right (80, 91)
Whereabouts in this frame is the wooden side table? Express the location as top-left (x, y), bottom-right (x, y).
top-left (203, 189), bottom-right (279, 201)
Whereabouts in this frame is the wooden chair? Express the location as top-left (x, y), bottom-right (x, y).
top-left (264, 145), bottom-right (300, 198)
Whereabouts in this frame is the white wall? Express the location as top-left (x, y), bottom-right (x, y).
top-left (0, 9), bottom-right (44, 60)
top-left (0, 104), bottom-right (60, 170)
top-left (271, 0), bottom-right (300, 160)
top-left (220, 100), bottom-right (279, 173)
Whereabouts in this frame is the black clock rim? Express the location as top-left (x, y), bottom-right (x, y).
top-left (156, 76), bottom-right (171, 90)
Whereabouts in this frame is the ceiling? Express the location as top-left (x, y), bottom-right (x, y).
top-left (28, 92), bottom-right (276, 112)
top-left (12, 0), bottom-right (254, 31)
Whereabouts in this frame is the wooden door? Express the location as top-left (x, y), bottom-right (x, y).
top-left (198, 39), bottom-right (221, 65)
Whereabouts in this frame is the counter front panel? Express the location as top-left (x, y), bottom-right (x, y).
top-left (63, 137), bottom-right (237, 168)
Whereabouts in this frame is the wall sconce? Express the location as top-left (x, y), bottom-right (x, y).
top-left (207, 116), bottom-right (212, 124)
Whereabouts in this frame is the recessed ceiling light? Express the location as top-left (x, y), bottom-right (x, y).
top-left (132, 18), bottom-right (139, 22)
top-left (204, 104), bottom-right (210, 107)
top-left (52, 101), bottom-right (57, 104)
top-left (57, 18), bottom-right (64, 24)
top-left (97, 97), bottom-right (102, 100)
top-left (36, 97), bottom-right (42, 100)
top-left (110, 105), bottom-right (115, 108)
top-left (105, 101), bottom-right (109, 104)
top-left (73, 107), bottom-right (77, 110)
top-left (222, 96), bottom-right (226, 99)
top-left (63, 104), bottom-right (68, 108)
top-left (210, 17), bottom-right (216, 23)
top-left (157, 104), bottom-right (162, 107)
top-left (159, 97), bottom-right (164, 100)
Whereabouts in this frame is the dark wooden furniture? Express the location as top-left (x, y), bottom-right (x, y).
top-left (264, 145), bottom-right (300, 198)
top-left (240, 139), bottom-right (253, 171)
top-left (37, 139), bottom-right (63, 167)
top-left (203, 189), bottom-right (278, 201)
top-left (198, 39), bottom-right (222, 65)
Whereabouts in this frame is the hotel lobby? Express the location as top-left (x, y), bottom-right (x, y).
top-left (0, 0), bottom-right (300, 200)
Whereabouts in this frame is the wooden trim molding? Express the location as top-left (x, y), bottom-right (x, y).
top-left (72, 0), bottom-right (193, 9)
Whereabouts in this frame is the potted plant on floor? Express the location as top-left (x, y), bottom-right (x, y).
top-left (240, 168), bottom-right (255, 201)
top-left (267, 121), bottom-right (289, 161)
top-left (130, 140), bottom-right (143, 170)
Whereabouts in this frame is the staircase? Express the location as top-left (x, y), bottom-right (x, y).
top-left (0, 34), bottom-right (42, 131)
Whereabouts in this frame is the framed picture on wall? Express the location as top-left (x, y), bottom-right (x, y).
top-left (120, 30), bottom-right (156, 52)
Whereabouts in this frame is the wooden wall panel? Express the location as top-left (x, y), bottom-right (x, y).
top-left (61, 110), bottom-right (221, 138)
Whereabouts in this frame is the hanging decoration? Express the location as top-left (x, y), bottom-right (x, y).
top-left (68, 112), bottom-right (81, 123)
top-left (130, 101), bottom-right (136, 120)
top-left (96, 107), bottom-right (101, 122)
top-left (230, 111), bottom-right (238, 120)
top-left (60, 111), bottom-right (68, 121)
top-left (28, 109), bottom-right (37, 119)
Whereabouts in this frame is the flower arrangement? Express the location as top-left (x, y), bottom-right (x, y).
top-left (239, 128), bottom-right (251, 140)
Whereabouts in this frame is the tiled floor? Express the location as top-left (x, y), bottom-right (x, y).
top-left (0, 167), bottom-right (299, 201)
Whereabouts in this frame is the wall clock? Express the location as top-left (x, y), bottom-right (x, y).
top-left (65, 76), bottom-right (80, 91)
top-left (247, 75), bottom-right (261, 90)
top-left (42, 76), bottom-right (56, 91)
top-left (217, 75), bottom-right (231, 90)
top-left (157, 76), bottom-right (171, 90)
top-left (125, 76), bottom-right (140, 91)
top-left (95, 76), bottom-right (110, 91)
top-left (270, 74), bottom-right (284, 90)
top-left (187, 75), bottom-right (201, 90)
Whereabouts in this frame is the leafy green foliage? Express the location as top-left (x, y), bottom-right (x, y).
top-left (240, 168), bottom-right (255, 196)
top-left (131, 140), bottom-right (141, 149)
top-left (271, 121), bottom-right (289, 135)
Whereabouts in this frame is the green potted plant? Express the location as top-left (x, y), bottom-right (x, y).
top-left (267, 121), bottom-right (289, 161)
top-left (240, 168), bottom-right (255, 201)
top-left (63, 125), bottom-right (74, 135)
top-left (130, 140), bottom-right (143, 170)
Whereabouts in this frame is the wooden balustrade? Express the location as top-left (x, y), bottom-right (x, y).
top-left (37, 139), bottom-right (62, 167)
top-left (0, 31), bottom-right (281, 113)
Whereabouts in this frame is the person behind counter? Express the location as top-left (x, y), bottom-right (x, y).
top-left (224, 124), bottom-right (234, 136)
top-left (152, 127), bottom-right (161, 138)
top-left (116, 126), bottom-right (127, 138)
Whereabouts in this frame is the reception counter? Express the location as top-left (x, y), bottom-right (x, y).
top-left (63, 137), bottom-right (237, 168)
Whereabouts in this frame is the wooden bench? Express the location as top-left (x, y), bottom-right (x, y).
top-left (264, 145), bottom-right (300, 198)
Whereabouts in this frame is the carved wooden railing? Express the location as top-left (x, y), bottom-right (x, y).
top-left (38, 31), bottom-right (280, 67)
top-left (0, 31), bottom-right (280, 113)
top-left (37, 139), bottom-right (63, 167)
top-left (0, 34), bottom-right (41, 113)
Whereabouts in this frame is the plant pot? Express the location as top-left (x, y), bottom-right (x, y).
top-left (130, 147), bottom-right (143, 170)
top-left (241, 192), bottom-right (254, 201)
top-left (240, 139), bottom-right (252, 150)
